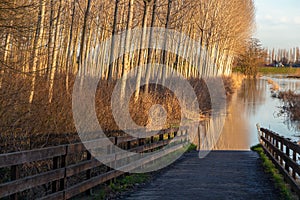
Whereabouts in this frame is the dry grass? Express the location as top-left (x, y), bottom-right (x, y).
top-left (0, 74), bottom-right (235, 153)
top-left (267, 78), bottom-right (280, 91)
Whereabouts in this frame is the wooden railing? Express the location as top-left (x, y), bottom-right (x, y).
top-left (259, 127), bottom-right (300, 196)
top-left (0, 128), bottom-right (189, 200)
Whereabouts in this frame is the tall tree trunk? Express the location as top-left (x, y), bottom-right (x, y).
top-left (48, 0), bottom-right (62, 103)
top-left (161, 0), bottom-right (172, 85)
top-left (65, 0), bottom-right (76, 94)
top-left (108, 0), bottom-right (120, 81)
top-left (29, 0), bottom-right (46, 104)
top-left (72, 27), bottom-right (80, 74)
top-left (0, 32), bottom-right (11, 89)
top-left (144, 0), bottom-right (156, 94)
top-left (47, 0), bottom-right (54, 78)
top-left (134, 0), bottom-right (150, 102)
top-left (120, 0), bottom-right (134, 101)
top-left (78, 0), bottom-right (91, 77)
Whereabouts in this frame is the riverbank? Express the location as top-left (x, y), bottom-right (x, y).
top-left (251, 144), bottom-right (295, 199)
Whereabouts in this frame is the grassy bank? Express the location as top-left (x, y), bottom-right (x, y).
top-left (258, 67), bottom-right (300, 75)
top-left (233, 66), bottom-right (300, 75)
top-left (251, 144), bottom-right (295, 199)
top-left (94, 174), bottom-right (151, 200)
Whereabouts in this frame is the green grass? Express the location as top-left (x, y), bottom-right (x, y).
top-left (258, 67), bottom-right (299, 75)
top-left (233, 66), bottom-right (300, 75)
top-left (251, 144), bottom-right (295, 199)
top-left (94, 174), bottom-right (150, 200)
top-left (187, 143), bottom-right (197, 152)
top-left (232, 66), bottom-right (243, 73)
top-left (107, 174), bottom-right (149, 192)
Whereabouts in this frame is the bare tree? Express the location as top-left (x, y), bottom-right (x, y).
top-left (29, 0), bottom-right (46, 104)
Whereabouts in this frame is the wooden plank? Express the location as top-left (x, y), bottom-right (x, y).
top-left (0, 146), bottom-right (66, 168)
top-left (102, 140), bottom-right (171, 164)
top-left (68, 137), bottom-right (115, 154)
top-left (93, 139), bottom-right (184, 167)
top-left (68, 143), bottom-right (85, 154)
top-left (169, 135), bottom-right (188, 143)
top-left (37, 191), bottom-right (64, 200)
top-left (0, 168), bottom-right (65, 198)
top-left (117, 136), bottom-right (136, 145)
top-left (66, 159), bottom-right (102, 177)
top-left (65, 170), bottom-right (124, 199)
top-left (117, 142), bottom-right (187, 173)
top-left (115, 127), bottom-right (183, 145)
top-left (129, 140), bottom-right (168, 153)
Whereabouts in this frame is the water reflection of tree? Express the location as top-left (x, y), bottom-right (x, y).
top-left (193, 78), bottom-right (266, 150)
top-left (189, 111), bottom-right (227, 151)
top-left (283, 119), bottom-right (300, 135)
top-left (277, 91), bottom-right (300, 133)
top-left (275, 104), bottom-right (300, 134)
top-left (238, 78), bottom-right (266, 116)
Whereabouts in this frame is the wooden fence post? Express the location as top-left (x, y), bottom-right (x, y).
top-left (139, 138), bottom-right (143, 146)
top-left (127, 141), bottom-right (131, 150)
top-left (293, 150), bottom-right (297, 179)
top-left (159, 134), bottom-right (163, 141)
top-left (52, 156), bottom-right (59, 193)
top-left (280, 142), bottom-right (284, 165)
top-left (60, 146), bottom-right (67, 195)
top-left (150, 136), bottom-right (154, 152)
top-left (86, 151), bottom-right (92, 195)
top-left (275, 138), bottom-right (279, 160)
top-left (10, 165), bottom-right (19, 200)
top-left (285, 147), bottom-right (290, 173)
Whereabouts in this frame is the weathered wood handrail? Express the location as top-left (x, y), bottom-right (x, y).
top-left (0, 127), bottom-right (189, 199)
top-left (259, 128), bottom-right (300, 196)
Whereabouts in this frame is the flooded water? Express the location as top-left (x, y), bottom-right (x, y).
top-left (214, 75), bottom-right (300, 150)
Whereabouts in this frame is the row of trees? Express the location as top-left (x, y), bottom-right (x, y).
top-left (264, 47), bottom-right (300, 66)
top-left (0, 0), bottom-right (256, 104)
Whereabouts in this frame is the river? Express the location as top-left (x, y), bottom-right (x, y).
top-left (213, 74), bottom-right (300, 150)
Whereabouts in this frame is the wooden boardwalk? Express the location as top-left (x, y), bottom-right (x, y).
top-left (123, 151), bottom-right (281, 200)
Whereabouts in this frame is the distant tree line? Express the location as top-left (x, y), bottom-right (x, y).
top-left (264, 47), bottom-right (300, 67)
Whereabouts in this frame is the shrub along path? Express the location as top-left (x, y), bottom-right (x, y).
top-left (123, 151), bottom-right (281, 199)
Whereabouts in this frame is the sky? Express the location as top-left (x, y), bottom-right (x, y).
top-left (254, 0), bottom-right (300, 49)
